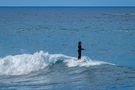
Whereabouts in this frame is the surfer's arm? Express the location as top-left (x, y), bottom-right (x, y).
top-left (81, 48), bottom-right (85, 50)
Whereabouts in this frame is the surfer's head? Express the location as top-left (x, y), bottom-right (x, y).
top-left (78, 41), bottom-right (81, 45)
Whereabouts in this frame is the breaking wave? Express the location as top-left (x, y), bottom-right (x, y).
top-left (0, 51), bottom-right (114, 75)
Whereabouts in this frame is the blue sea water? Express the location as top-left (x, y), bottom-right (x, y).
top-left (0, 7), bottom-right (135, 90)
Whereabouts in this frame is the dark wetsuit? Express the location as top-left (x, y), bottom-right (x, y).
top-left (78, 43), bottom-right (84, 59)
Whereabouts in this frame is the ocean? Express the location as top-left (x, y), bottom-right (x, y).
top-left (0, 7), bottom-right (135, 90)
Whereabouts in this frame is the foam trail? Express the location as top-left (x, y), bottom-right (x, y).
top-left (64, 56), bottom-right (114, 67)
top-left (0, 51), bottom-right (114, 75)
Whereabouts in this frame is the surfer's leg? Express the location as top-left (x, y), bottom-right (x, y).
top-left (79, 51), bottom-right (81, 59)
top-left (78, 50), bottom-right (81, 59)
top-left (78, 50), bottom-right (79, 59)
top-left (78, 56), bottom-right (80, 59)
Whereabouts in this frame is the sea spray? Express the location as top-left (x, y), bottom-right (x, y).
top-left (0, 51), bottom-right (113, 75)
top-left (64, 56), bottom-right (114, 67)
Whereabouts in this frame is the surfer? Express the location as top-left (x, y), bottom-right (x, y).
top-left (78, 41), bottom-right (85, 59)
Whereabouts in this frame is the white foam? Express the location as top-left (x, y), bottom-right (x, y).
top-left (0, 51), bottom-right (113, 75)
top-left (64, 56), bottom-right (114, 67)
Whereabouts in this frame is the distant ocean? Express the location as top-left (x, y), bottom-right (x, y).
top-left (0, 7), bottom-right (135, 90)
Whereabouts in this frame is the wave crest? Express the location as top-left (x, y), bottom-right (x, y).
top-left (0, 51), bottom-right (113, 75)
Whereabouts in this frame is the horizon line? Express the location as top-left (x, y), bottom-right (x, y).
top-left (0, 6), bottom-right (135, 8)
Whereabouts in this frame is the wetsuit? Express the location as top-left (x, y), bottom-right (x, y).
top-left (78, 44), bottom-right (84, 59)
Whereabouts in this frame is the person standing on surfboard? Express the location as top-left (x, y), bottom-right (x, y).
top-left (78, 41), bottom-right (85, 59)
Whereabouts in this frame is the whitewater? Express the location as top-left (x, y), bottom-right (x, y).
top-left (0, 51), bottom-right (113, 75)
